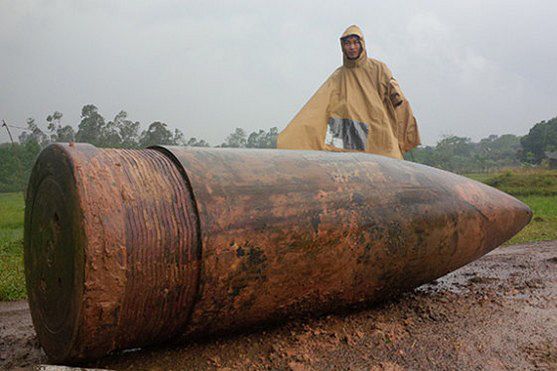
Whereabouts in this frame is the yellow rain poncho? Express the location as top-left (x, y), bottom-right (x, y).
top-left (277, 25), bottom-right (420, 159)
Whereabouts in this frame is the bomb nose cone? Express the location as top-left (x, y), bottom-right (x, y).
top-left (491, 196), bottom-right (532, 246)
top-left (451, 179), bottom-right (532, 252)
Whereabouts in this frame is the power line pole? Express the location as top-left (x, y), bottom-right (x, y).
top-left (2, 119), bottom-right (15, 145)
top-left (2, 119), bottom-right (26, 195)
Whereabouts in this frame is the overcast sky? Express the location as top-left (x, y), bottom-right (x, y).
top-left (1, 0), bottom-right (556, 146)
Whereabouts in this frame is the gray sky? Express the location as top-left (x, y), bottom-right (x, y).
top-left (1, 0), bottom-right (556, 146)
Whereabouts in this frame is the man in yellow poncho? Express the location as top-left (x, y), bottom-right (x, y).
top-left (277, 25), bottom-right (420, 159)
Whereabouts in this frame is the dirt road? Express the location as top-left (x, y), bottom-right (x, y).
top-left (1, 241), bottom-right (555, 370)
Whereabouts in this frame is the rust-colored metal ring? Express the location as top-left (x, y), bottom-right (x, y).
top-left (24, 143), bottom-right (200, 362)
top-left (25, 146), bottom-right (85, 360)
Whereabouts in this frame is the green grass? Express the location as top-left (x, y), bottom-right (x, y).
top-left (467, 168), bottom-right (557, 196)
top-left (506, 195), bottom-right (557, 245)
top-left (0, 192), bottom-right (26, 301)
top-left (0, 168), bottom-right (556, 301)
top-left (466, 169), bottom-right (557, 245)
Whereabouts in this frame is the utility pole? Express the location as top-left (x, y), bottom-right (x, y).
top-left (2, 119), bottom-right (27, 195)
top-left (2, 119), bottom-right (15, 145)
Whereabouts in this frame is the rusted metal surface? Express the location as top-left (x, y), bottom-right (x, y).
top-left (24, 143), bottom-right (531, 362)
top-left (24, 144), bottom-right (200, 362)
top-left (156, 147), bottom-right (532, 337)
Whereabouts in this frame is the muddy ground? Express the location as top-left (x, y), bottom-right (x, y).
top-left (1, 241), bottom-right (555, 370)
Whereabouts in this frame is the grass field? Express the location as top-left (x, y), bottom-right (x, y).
top-left (466, 168), bottom-right (557, 245)
top-left (1, 168), bottom-right (556, 301)
top-left (0, 192), bottom-right (25, 301)
top-left (466, 168), bottom-right (557, 196)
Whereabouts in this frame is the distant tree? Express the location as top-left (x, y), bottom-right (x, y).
top-left (246, 129), bottom-right (266, 148)
top-left (118, 116), bottom-right (140, 148)
top-left (520, 117), bottom-right (557, 164)
top-left (100, 118), bottom-right (121, 148)
top-left (246, 127), bottom-right (279, 148)
top-left (46, 111), bottom-right (75, 142)
top-left (405, 145), bottom-right (436, 166)
top-left (265, 127), bottom-right (279, 148)
top-left (0, 140), bottom-right (41, 192)
top-left (76, 105), bottom-right (106, 146)
top-left (407, 132), bottom-right (522, 173)
top-left (477, 134), bottom-right (520, 171)
top-left (139, 121), bottom-right (176, 147)
top-left (108, 110), bottom-right (140, 148)
top-left (478, 134), bottom-right (520, 158)
top-left (55, 125), bottom-right (76, 142)
top-left (423, 135), bottom-right (473, 172)
top-left (173, 128), bottom-right (186, 146)
top-left (18, 118), bottom-right (49, 148)
top-left (436, 135), bottom-right (473, 158)
top-left (185, 137), bottom-right (210, 147)
top-left (46, 111), bottom-right (62, 137)
top-left (221, 128), bottom-right (247, 148)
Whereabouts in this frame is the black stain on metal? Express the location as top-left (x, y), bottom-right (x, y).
top-left (352, 192), bottom-right (365, 206)
top-left (310, 213), bottom-right (320, 234)
top-left (247, 247), bottom-right (266, 271)
top-left (386, 222), bottom-right (405, 256)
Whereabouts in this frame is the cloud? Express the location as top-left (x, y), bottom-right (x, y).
top-left (1, 0), bottom-right (556, 146)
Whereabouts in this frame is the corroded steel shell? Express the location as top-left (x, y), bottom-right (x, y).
top-left (24, 143), bottom-right (531, 362)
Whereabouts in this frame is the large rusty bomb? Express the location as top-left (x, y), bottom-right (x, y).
top-left (24, 144), bottom-right (531, 362)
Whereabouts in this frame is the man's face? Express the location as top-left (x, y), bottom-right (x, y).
top-left (342, 36), bottom-right (362, 60)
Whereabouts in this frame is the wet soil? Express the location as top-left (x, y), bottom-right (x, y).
top-left (1, 241), bottom-right (555, 370)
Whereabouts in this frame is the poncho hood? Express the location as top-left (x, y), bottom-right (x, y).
top-left (340, 25), bottom-right (368, 68)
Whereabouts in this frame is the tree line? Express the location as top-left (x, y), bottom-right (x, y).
top-left (1, 104), bottom-right (556, 192)
top-left (0, 104), bottom-right (278, 192)
top-left (15, 105), bottom-right (281, 149)
top-left (406, 116), bottom-right (557, 173)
